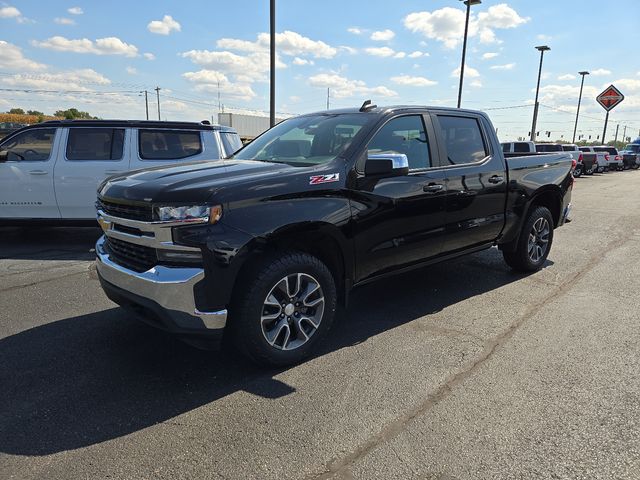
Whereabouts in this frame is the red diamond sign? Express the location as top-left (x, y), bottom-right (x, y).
top-left (596, 85), bottom-right (624, 111)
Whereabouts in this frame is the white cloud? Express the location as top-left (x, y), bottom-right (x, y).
top-left (182, 70), bottom-right (257, 101)
top-left (394, 51), bottom-right (406, 59)
top-left (68, 7), bottom-right (83, 15)
top-left (408, 51), bottom-right (425, 58)
top-left (482, 52), bottom-right (499, 60)
top-left (404, 3), bottom-right (529, 49)
top-left (308, 73), bottom-right (397, 99)
top-left (370, 29), bottom-right (395, 41)
top-left (490, 63), bottom-right (515, 70)
top-left (365, 46), bottom-right (395, 57)
top-left (536, 34), bottom-right (551, 41)
top-left (391, 75), bottom-right (437, 87)
top-left (216, 31), bottom-right (336, 59)
top-left (147, 15), bottom-right (181, 35)
top-left (289, 95), bottom-right (301, 103)
top-left (339, 46), bottom-right (358, 55)
top-left (32, 36), bottom-right (139, 57)
top-left (54, 17), bottom-right (75, 25)
top-left (591, 68), bottom-right (611, 76)
top-left (292, 57), bottom-right (313, 66)
top-left (0, 41), bottom-right (46, 71)
top-left (451, 65), bottom-right (480, 78)
top-left (0, 6), bottom-right (20, 18)
top-left (143, 52), bottom-right (155, 60)
top-left (0, 69), bottom-right (110, 90)
top-left (348, 27), bottom-right (363, 35)
top-left (182, 49), bottom-right (284, 83)
top-left (558, 74), bottom-right (576, 81)
top-left (470, 80), bottom-right (482, 88)
top-left (126, 66), bottom-right (137, 75)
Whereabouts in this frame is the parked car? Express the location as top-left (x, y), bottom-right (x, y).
top-left (620, 140), bottom-right (640, 169)
top-left (593, 146), bottom-right (623, 171)
top-left (501, 141), bottom-right (535, 154)
top-left (558, 144), bottom-right (585, 177)
top-left (0, 120), bottom-right (242, 223)
top-left (95, 104), bottom-right (573, 365)
top-left (579, 146), bottom-right (608, 173)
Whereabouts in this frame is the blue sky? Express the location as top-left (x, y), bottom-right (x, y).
top-left (1, 0), bottom-right (639, 142)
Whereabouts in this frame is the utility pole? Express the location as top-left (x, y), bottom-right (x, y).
top-left (154, 86), bottom-right (161, 121)
top-left (572, 71), bottom-right (589, 143)
top-left (530, 45), bottom-right (550, 142)
top-left (623, 125), bottom-right (627, 143)
top-left (614, 124), bottom-right (619, 144)
top-left (217, 79), bottom-right (221, 113)
top-left (269, 0), bottom-right (276, 127)
top-left (326, 88), bottom-right (330, 110)
top-left (457, 0), bottom-right (481, 108)
top-left (141, 90), bottom-right (149, 120)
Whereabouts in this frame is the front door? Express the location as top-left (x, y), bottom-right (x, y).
top-left (350, 114), bottom-right (447, 283)
top-left (54, 127), bottom-right (129, 219)
top-left (0, 127), bottom-right (60, 219)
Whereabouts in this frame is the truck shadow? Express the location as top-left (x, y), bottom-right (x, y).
top-left (0, 226), bottom-right (101, 261)
top-left (0, 249), bottom-right (548, 456)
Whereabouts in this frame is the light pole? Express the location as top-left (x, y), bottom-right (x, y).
top-left (530, 45), bottom-right (550, 141)
top-left (269, 0), bottom-right (276, 127)
top-left (457, 0), bottom-right (481, 109)
top-left (572, 71), bottom-right (589, 143)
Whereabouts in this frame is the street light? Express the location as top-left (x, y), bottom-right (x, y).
top-left (457, 0), bottom-right (481, 109)
top-left (572, 71), bottom-right (589, 143)
top-left (530, 45), bottom-right (550, 141)
top-left (269, 0), bottom-right (276, 127)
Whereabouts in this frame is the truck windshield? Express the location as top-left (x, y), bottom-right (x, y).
top-left (231, 114), bottom-right (373, 166)
top-left (623, 144), bottom-right (640, 153)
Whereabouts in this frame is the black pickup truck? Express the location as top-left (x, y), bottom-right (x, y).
top-left (95, 104), bottom-right (573, 365)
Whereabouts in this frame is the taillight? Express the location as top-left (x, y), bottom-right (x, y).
top-left (605, 154), bottom-right (610, 161)
top-left (578, 153), bottom-right (583, 163)
top-left (571, 159), bottom-right (577, 170)
top-left (616, 155), bottom-right (621, 161)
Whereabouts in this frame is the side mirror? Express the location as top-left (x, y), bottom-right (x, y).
top-left (365, 153), bottom-right (409, 177)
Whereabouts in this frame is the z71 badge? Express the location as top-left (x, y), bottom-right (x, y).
top-left (309, 173), bottom-right (340, 185)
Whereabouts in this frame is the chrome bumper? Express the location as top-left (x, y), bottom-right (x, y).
top-left (96, 235), bottom-right (227, 331)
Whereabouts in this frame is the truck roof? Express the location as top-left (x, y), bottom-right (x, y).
top-left (12, 119), bottom-right (238, 133)
top-left (301, 105), bottom-right (486, 117)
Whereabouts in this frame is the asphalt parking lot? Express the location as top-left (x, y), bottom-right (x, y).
top-left (1, 171), bottom-right (640, 480)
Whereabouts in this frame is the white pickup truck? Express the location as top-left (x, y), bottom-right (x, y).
top-left (0, 120), bottom-right (242, 223)
top-left (578, 146), bottom-right (608, 173)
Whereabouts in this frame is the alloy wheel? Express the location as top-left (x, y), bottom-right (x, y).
top-left (527, 217), bottom-right (550, 263)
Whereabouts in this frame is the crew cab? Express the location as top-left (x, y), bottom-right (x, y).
top-left (95, 104), bottom-right (573, 366)
top-left (579, 146), bottom-right (608, 173)
top-left (0, 120), bottom-right (241, 223)
top-left (593, 146), bottom-right (623, 171)
top-left (501, 141), bottom-right (535, 154)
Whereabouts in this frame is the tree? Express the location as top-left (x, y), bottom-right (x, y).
top-left (26, 110), bottom-right (43, 116)
top-left (54, 108), bottom-right (96, 120)
top-left (8, 108), bottom-right (24, 115)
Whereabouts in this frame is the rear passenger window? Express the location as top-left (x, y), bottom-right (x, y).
top-left (436, 115), bottom-right (488, 165)
top-left (502, 143), bottom-right (510, 153)
top-left (514, 142), bottom-right (530, 153)
top-left (368, 115), bottom-right (431, 170)
top-left (66, 128), bottom-right (124, 161)
top-left (139, 130), bottom-right (202, 160)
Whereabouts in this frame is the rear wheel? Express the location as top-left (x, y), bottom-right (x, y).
top-left (572, 165), bottom-right (582, 178)
top-left (503, 206), bottom-right (554, 272)
top-left (229, 251), bottom-right (337, 366)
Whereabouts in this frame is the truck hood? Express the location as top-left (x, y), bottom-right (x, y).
top-left (98, 159), bottom-right (296, 204)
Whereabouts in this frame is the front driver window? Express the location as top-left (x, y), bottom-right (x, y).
top-left (0, 128), bottom-right (56, 161)
top-left (367, 115), bottom-right (431, 170)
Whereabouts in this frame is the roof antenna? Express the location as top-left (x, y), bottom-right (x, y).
top-left (359, 99), bottom-right (377, 112)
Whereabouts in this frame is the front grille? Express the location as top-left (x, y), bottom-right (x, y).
top-left (105, 237), bottom-right (157, 272)
top-left (98, 199), bottom-right (153, 222)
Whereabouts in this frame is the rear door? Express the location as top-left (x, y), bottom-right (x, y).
top-left (431, 112), bottom-right (507, 253)
top-left (54, 127), bottom-right (128, 219)
top-left (0, 127), bottom-right (60, 219)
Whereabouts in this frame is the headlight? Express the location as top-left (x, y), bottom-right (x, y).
top-left (155, 205), bottom-right (222, 223)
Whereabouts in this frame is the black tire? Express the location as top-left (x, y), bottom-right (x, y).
top-left (503, 206), bottom-right (554, 273)
top-left (632, 164), bottom-right (640, 170)
top-left (586, 167), bottom-right (594, 175)
top-left (229, 251), bottom-right (337, 367)
top-left (572, 165), bottom-right (582, 178)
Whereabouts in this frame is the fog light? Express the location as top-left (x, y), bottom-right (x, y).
top-left (157, 249), bottom-right (203, 264)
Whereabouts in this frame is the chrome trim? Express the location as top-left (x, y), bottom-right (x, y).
top-left (368, 153), bottom-right (409, 169)
top-left (97, 209), bottom-right (201, 252)
top-left (96, 236), bottom-right (227, 331)
top-left (563, 203), bottom-right (572, 223)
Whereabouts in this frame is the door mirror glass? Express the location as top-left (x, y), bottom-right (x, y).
top-left (365, 153), bottom-right (409, 177)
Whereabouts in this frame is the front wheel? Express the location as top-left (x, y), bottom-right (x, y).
top-left (229, 252), bottom-right (337, 366)
top-left (503, 206), bottom-right (554, 272)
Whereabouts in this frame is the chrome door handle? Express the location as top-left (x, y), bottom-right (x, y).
top-left (423, 183), bottom-right (444, 193)
top-left (28, 170), bottom-right (48, 175)
top-left (488, 175), bottom-right (504, 184)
